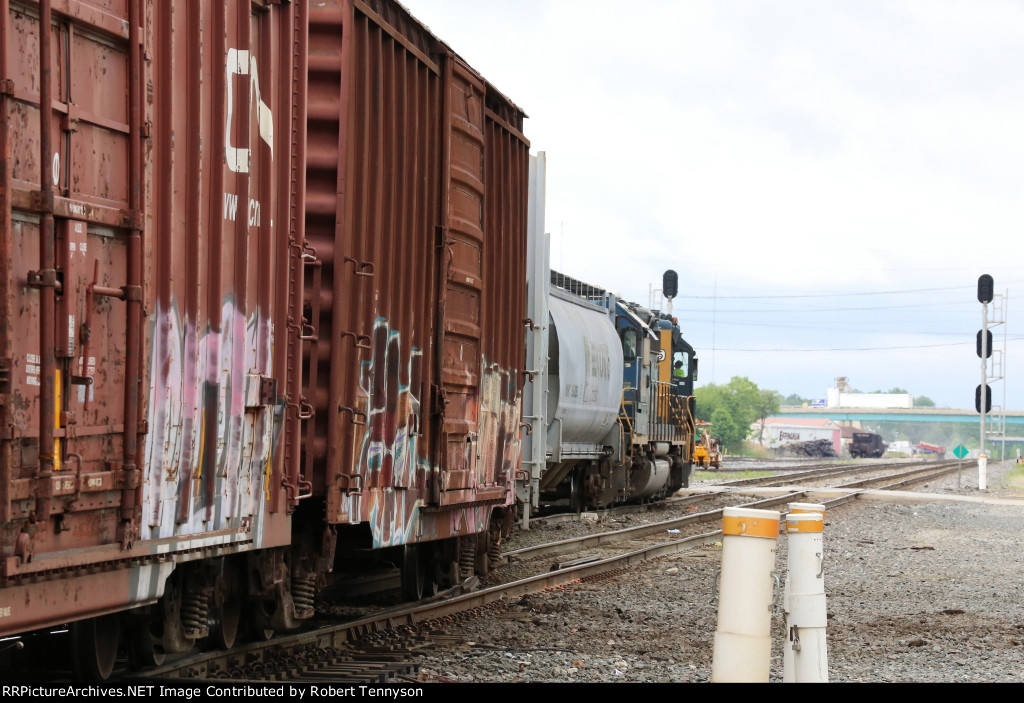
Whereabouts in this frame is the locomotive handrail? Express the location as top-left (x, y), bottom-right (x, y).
top-left (618, 387), bottom-right (636, 439)
top-left (649, 380), bottom-right (690, 442)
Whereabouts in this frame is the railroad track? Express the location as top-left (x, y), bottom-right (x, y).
top-left (117, 459), bottom-right (959, 683)
top-left (715, 458), bottom-right (950, 487)
top-left (500, 460), bottom-right (959, 566)
top-left (531, 458), bottom-right (948, 526)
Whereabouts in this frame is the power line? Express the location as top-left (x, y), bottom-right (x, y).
top-left (682, 300), bottom-right (977, 314)
top-left (712, 336), bottom-right (1024, 352)
top-left (683, 284), bottom-right (973, 300)
top-left (683, 319), bottom-right (978, 334)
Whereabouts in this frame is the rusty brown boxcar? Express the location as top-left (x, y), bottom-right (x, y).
top-left (1, 0), bottom-right (530, 681)
top-left (302, 0), bottom-right (529, 600)
top-left (0, 0), bottom-right (308, 678)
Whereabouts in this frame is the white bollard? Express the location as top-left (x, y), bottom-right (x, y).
top-left (712, 507), bottom-right (780, 683)
top-left (784, 511), bottom-right (828, 683)
top-left (787, 502), bottom-right (826, 518)
top-left (979, 453), bottom-right (988, 490)
top-left (782, 503), bottom-right (826, 682)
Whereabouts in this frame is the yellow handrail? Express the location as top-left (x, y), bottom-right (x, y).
top-left (618, 386), bottom-right (636, 457)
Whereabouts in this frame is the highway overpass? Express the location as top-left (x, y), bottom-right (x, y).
top-left (777, 407), bottom-right (1024, 426)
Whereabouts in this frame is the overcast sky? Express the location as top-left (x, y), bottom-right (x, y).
top-left (410, 0), bottom-right (1024, 410)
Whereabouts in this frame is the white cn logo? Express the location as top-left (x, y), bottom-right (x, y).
top-left (225, 48), bottom-right (274, 174)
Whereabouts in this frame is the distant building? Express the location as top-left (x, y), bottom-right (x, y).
top-left (826, 380), bottom-right (913, 409)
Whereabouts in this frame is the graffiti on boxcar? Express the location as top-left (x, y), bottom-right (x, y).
top-left (357, 484), bottom-right (419, 549)
top-left (353, 318), bottom-right (423, 491)
top-left (339, 349), bottom-right (520, 549)
top-left (447, 503), bottom-right (491, 538)
top-left (477, 359), bottom-right (521, 500)
top-left (334, 318), bottom-right (424, 548)
top-left (143, 299), bottom-right (275, 545)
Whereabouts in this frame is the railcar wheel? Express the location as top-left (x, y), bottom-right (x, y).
top-left (210, 594), bottom-right (241, 650)
top-left (401, 544), bottom-right (425, 601)
top-left (209, 565), bottom-right (242, 650)
top-left (71, 613), bottom-right (121, 681)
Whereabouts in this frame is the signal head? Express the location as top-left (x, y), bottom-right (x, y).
top-left (978, 274), bottom-right (994, 304)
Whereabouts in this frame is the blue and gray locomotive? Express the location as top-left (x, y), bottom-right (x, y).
top-left (520, 175), bottom-right (698, 522)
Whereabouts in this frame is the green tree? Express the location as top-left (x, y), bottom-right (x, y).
top-left (694, 376), bottom-right (768, 451)
top-left (782, 393), bottom-right (808, 406)
top-left (710, 407), bottom-right (743, 451)
top-left (914, 395), bottom-right (935, 407)
top-left (754, 390), bottom-right (782, 445)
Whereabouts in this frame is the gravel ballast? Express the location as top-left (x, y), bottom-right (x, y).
top-left (412, 459), bottom-right (1024, 683)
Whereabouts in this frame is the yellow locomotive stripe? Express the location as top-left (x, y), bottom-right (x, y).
top-left (722, 514), bottom-right (779, 539)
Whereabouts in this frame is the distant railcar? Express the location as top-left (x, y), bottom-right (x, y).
top-left (849, 432), bottom-right (887, 458)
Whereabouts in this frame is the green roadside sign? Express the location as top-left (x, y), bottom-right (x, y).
top-left (953, 444), bottom-right (969, 459)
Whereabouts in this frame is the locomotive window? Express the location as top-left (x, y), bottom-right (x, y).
top-left (622, 329), bottom-right (638, 362)
top-left (672, 350), bottom-right (688, 380)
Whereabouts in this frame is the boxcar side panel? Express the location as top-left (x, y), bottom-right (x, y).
top-left (479, 82), bottom-right (529, 500)
top-left (304, 0), bottom-right (528, 549)
top-left (0, 0), bottom-right (305, 637)
top-left (306, 0), bottom-right (443, 547)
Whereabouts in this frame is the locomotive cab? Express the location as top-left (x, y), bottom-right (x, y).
top-left (616, 307), bottom-right (659, 439)
top-left (615, 302), bottom-right (699, 499)
top-left (667, 333), bottom-right (697, 398)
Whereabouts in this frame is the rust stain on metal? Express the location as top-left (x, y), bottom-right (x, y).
top-left (0, 0), bottom-right (529, 644)
top-left (0, 0), bottom-right (307, 636)
top-left (304, 0), bottom-right (528, 548)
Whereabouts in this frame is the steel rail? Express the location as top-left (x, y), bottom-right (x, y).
top-left (505, 461), bottom-right (955, 563)
top-left (127, 459), bottom-right (961, 682)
